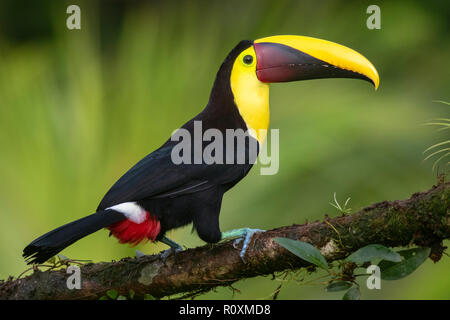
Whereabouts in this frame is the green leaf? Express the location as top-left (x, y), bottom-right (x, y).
top-left (99, 296), bottom-right (108, 300)
top-left (117, 295), bottom-right (127, 300)
top-left (326, 281), bottom-right (352, 292)
top-left (144, 294), bottom-right (155, 300)
top-left (346, 244), bottom-right (402, 264)
top-left (107, 289), bottom-right (118, 300)
top-left (379, 247), bottom-right (430, 280)
top-left (274, 237), bottom-right (328, 270)
top-left (129, 289), bottom-right (135, 299)
top-left (342, 286), bottom-right (360, 300)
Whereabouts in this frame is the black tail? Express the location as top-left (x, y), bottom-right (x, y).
top-left (23, 210), bottom-right (125, 264)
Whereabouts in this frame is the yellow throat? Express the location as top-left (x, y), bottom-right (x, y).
top-left (230, 46), bottom-right (270, 144)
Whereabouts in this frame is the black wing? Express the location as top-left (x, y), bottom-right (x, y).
top-left (97, 143), bottom-right (253, 210)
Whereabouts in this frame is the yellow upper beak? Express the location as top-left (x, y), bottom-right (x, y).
top-left (254, 35), bottom-right (379, 89)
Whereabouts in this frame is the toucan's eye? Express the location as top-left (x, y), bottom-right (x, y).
top-left (243, 55), bottom-right (253, 65)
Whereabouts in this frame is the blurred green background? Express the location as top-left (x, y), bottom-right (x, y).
top-left (0, 0), bottom-right (448, 299)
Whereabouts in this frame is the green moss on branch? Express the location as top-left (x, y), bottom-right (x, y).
top-left (0, 182), bottom-right (448, 300)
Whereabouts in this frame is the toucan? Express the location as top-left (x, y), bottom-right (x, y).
top-left (23, 35), bottom-right (379, 264)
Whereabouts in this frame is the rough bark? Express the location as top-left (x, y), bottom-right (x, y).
top-left (1, 182), bottom-right (449, 300)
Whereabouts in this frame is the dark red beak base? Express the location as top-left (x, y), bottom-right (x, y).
top-left (254, 42), bottom-right (372, 84)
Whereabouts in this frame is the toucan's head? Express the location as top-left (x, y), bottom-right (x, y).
top-left (211, 35), bottom-right (379, 143)
top-left (230, 35), bottom-right (379, 89)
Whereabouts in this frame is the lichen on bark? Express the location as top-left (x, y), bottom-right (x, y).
top-left (0, 182), bottom-right (448, 300)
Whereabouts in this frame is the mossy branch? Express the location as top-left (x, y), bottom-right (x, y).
top-left (0, 182), bottom-right (449, 300)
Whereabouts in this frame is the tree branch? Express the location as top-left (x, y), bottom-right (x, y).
top-left (1, 182), bottom-right (449, 300)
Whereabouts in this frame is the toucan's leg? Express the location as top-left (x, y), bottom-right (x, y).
top-left (221, 228), bottom-right (265, 262)
top-left (159, 236), bottom-right (183, 262)
top-left (160, 236), bottom-right (183, 250)
top-left (135, 236), bottom-right (183, 260)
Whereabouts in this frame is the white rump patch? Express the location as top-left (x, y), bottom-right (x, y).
top-left (107, 202), bottom-right (147, 224)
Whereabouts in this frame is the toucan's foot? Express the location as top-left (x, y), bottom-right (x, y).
top-left (159, 236), bottom-right (183, 263)
top-left (160, 247), bottom-right (183, 263)
top-left (221, 228), bottom-right (265, 262)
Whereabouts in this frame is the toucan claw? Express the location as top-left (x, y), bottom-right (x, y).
top-left (158, 236), bottom-right (183, 263)
top-left (135, 249), bottom-right (146, 258)
top-left (159, 246), bottom-right (183, 264)
top-left (222, 228), bottom-right (265, 263)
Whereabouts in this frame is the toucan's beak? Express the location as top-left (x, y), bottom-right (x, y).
top-left (254, 35), bottom-right (379, 89)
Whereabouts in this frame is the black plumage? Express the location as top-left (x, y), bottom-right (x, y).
top-left (97, 40), bottom-right (257, 241)
top-left (23, 34), bottom-right (379, 264)
top-left (23, 210), bottom-right (125, 264)
top-left (23, 40), bottom-right (257, 264)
